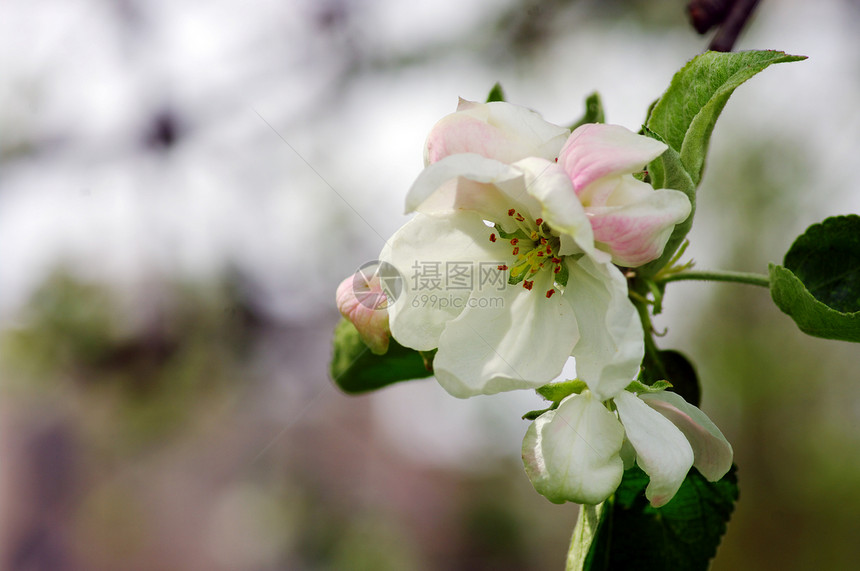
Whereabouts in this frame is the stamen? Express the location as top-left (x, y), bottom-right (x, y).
top-left (489, 233), bottom-right (496, 242)
top-left (535, 218), bottom-right (543, 225)
top-left (553, 265), bottom-right (561, 273)
top-left (508, 208), bottom-right (515, 216)
top-left (551, 257), bottom-right (561, 264)
top-left (539, 237), bottom-right (547, 245)
top-left (497, 264), bottom-right (508, 271)
top-left (512, 247), bottom-right (519, 255)
top-left (546, 289), bottom-right (555, 298)
top-left (523, 280), bottom-right (534, 290)
top-left (510, 238), bottom-right (519, 245)
top-left (515, 213), bottom-right (525, 222)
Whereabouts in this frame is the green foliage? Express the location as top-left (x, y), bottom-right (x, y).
top-left (646, 50), bottom-right (805, 187)
top-left (330, 318), bottom-right (433, 393)
top-left (570, 92), bottom-right (605, 130)
top-left (486, 82), bottom-right (506, 103)
top-left (641, 51), bottom-right (804, 276)
top-left (769, 215), bottom-right (860, 342)
top-left (568, 466), bottom-right (739, 571)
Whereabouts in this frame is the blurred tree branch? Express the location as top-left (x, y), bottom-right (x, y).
top-left (687, 0), bottom-right (761, 52)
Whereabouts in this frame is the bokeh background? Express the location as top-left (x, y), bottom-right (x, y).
top-left (2, 0), bottom-right (860, 569)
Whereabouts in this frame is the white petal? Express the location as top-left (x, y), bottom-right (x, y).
top-left (433, 270), bottom-right (579, 397)
top-left (563, 256), bottom-right (644, 400)
top-left (586, 178), bottom-right (692, 267)
top-left (380, 211), bottom-right (511, 351)
top-left (558, 124), bottom-right (668, 192)
top-left (515, 157), bottom-right (596, 257)
top-left (405, 153), bottom-right (523, 216)
top-left (424, 100), bottom-right (569, 165)
top-left (615, 391), bottom-right (694, 507)
top-left (522, 391), bottom-right (625, 504)
top-left (640, 391), bottom-right (733, 482)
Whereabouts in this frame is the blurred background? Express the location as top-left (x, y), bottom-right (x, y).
top-left (2, 0), bottom-right (860, 569)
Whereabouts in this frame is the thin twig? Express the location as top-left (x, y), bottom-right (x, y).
top-left (708, 0), bottom-right (761, 52)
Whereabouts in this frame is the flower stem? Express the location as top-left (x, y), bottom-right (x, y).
top-left (657, 269), bottom-right (770, 288)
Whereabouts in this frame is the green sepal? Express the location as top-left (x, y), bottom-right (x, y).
top-left (569, 92), bottom-right (605, 130)
top-left (522, 401), bottom-right (559, 421)
top-left (624, 379), bottom-right (672, 394)
top-left (486, 82), bottom-right (506, 103)
top-left (536, 379), bottom-right (588, 403)
top-left (330, 318), bottom-right (433, 394)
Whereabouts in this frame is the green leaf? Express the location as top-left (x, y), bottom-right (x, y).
top-left (486, 82), bottom-right (506, 103)
top-left (330, 318), bottom-right (433, 393)
top-left (638, 135), bottom-right (696, 276)
top-left (570, 466), bottom-right (739, 570)
top-left (647, 50), bottom-right (806, 187)
top-left (639, 348), bottom-right (701, 407)
top-left (769, 216), bottom-right (860, 342)
top-left (570, 92), bottom-right (605, 130)
top-left (784, 215), bottom-right (860, 313)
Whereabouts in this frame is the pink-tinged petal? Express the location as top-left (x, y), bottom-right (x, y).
top-left (424, 100), bottom-right (569, 165)
top-left (522, 391), bottom-right (625, 505)
top-left (336, 274), bottom-right (390, 354)
top-left (558, 124), bottom-right (668, 193)
top-left (640, 392), bottom-right (733, 482)
top-left (615, 391), bottom-right (694, 508)
top-left (586, 180), bottom-right (691, 267)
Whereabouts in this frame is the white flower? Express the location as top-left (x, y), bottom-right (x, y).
top-left (522, 376), bottom-right (733, 507)
top-left (380, 152), bottom-right (641, 398)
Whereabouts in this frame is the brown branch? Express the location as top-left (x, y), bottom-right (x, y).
top-left (708, 0), bottom-right (761, 51)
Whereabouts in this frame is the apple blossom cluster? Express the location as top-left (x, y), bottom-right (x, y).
top-left (337, 99), bottom-right (732, 507)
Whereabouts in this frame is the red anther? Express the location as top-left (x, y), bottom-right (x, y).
top-left (497, 264), bottom-right (508, 271)
top-left (523, 280), bottom-right (534, 290)
top-left (510, 238), bottom-right (519, 245)
top-left (554, 265), bottom-right (561, 273)
top-left (508, 208), bottom-right (515, 216)
top-left (546, 246), bottom-right (552, 254)
top-left (537, 251), bottom-right (544, 257)
top-left (540, 237), bottom-right (547, 245)
top-left (512, 247), bottom-right (519, 255)
top-left (535, 218), bottom-right (543, 225)
top-left (515, 214), bottom-right (525, 222)
top-left (551, 257), bottom-right (561, 264)
top-left (554, 157), bottom-right (558, 162)
top-left (489, 233), bottom-right (497, 242)
top-left (546, 289), bottom-right (555, 298)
